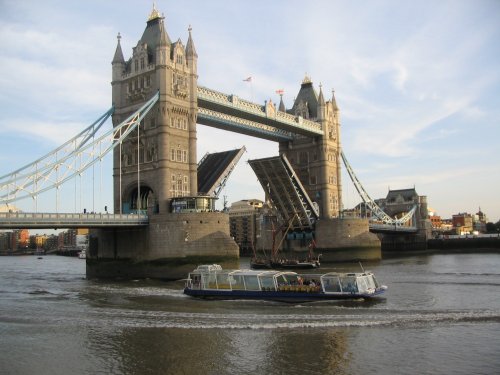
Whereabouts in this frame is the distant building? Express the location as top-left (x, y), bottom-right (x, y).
top-left (440, 219), bottom-right (454, 233)
top-left (382, 188), bottom-right (422, 219)
top-left (58, 228), bottom-right (89, 249)
top-left (0, 231), bottom-right (8, 251)
top-left (30, 234), bottom-right (48, 249)
top-left (473, 208), bottom-right (488, 233)
top-left (452, 213), bottom-right (473, 235)
top-left (10, 229), bottom-right (29, 250)
top-left (362, 188), bottom-right (427, 228)
top-left (44, 235), bottom-right (59, 251)
top-left (229, 199), bottom-right (264, 254)
top-left (430, 214), bottom-right (442, 230)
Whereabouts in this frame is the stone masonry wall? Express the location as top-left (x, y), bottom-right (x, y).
top-left (89, 211), bottom-right (238, 262)
top-left (315, 217), bottom-right (380, 249)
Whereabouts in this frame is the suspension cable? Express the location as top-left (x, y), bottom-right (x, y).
top-left (1, 91), bottom-right (159, 206)
top-left (340, 149), bottom-right (417, 226)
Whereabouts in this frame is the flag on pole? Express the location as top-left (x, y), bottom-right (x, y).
top-left (243, 76), bottom-right (252, 82)
top-left (275, 89), bottom-right (284, 95)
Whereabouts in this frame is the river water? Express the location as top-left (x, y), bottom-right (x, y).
top-left (0, 253), bottom-right (499, 375)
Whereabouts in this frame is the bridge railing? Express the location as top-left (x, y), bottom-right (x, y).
top-left (0, 212), bottom-right (149, 227)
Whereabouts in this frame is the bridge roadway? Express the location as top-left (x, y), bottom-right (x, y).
top-left (0, 212), bottom-right (148, 229)
top-left (0, 211), bottom-right (418, 235)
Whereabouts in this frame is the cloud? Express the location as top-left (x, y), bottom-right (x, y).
top-left (1, 0), bottom-right (499, 219)
top-left (0, 118), bottom-right (93, 145)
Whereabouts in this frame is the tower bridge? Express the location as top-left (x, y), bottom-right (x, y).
top-left (0, 5), bottom-right (429, 279)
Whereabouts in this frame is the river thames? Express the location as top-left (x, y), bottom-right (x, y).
top-left (1, 252), bottom-right (499, 375)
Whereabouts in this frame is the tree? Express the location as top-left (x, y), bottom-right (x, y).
top-left (487, 221), bottom-right (500, 233)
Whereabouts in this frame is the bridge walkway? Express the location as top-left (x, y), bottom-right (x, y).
top-left (0, 212), bottom-right (148, 229)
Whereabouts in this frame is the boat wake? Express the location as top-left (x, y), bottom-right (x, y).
top-left (7, 306), bottom-right (499, 330)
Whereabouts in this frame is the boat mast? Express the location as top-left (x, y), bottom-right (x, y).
top-left (272, 213), bottom-right (299, 261)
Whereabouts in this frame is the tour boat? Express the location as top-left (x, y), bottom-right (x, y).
top-left (184, 264), bottom-right (387, 302)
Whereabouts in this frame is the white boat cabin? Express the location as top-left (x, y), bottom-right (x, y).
top-left (186, 264), bottom-right (382, 295)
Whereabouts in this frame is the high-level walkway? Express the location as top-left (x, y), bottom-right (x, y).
top-left (197, 86), bottom-right (323, 141)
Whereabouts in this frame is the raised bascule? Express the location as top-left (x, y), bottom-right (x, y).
top-left (0, 5), bottom-right (430, 279)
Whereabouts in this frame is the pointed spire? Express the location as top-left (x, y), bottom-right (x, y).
top-left (186, 25), bottom-right (198, 58)
top-left (148, 2), bottom-right (161, 21)
top-left (112, 32), bottom-right (125, 64)
top-left (331, 89), bottom-right (339, 111)
top-left (279, 95), bottom-right (286, 112)
top-left (318, 83), bottom-right (325, 106)
top-left (158, 17), bottom-right (170, 47)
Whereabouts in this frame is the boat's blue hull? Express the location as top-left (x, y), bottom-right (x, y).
top-left (184, 288), bottom-right (385, 302)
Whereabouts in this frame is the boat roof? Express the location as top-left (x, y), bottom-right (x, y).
top-left (191, 265), bottom-right (298, 277)
top-left (321, 271), bottom-right (374, 277)
top-left (191, 265), bottom-right (374, 278)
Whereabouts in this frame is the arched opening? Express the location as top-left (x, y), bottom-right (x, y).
top-left (123, 185), bottom-right (155, 214)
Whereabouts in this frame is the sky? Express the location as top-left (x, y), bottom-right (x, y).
top-left (0, 0), bottom-right (499, 222)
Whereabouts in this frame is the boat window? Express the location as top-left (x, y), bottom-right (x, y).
top-left (371, 275), bottom-right (380, 288)
top-left (243, 275), bottom-right (260, 291)
top-left (259, 275), bottom-right (276, 291)
top-left (275, 274), bottom-right (288, 286)
top-left (284, 274), bottom-right (300, 285)
top-left (365, 275), bottom-right (376, 290)
top-left (322, 276), bottom-right (342, 293)
top-left (357, 276), bottom-right (368, 293)
top-left (339, 276), bottom-right (358, 293)
top-left (230, 274), bottom-right (245, 290)
top-left (215, 272), bottom-right (232, 289)
top-left (202, 272), bottom-right (218, 289)
top-left (190, 274), bottom-right (202, 289)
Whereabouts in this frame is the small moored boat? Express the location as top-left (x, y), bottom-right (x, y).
top-left (184, 264), bottom-right (387, 302)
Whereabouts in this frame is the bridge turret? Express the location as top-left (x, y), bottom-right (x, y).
top-left (185, 26), bottom-right (198, 70)
top-left (278, 94), bottom-right (286, 112)
top-left (331, 88), bottom-right (339, 113)
top-left (317, 84), bottom-right (326, 121)
top-left (111, 33), bottom-right (125, 106)
top-left (331, 89), bottom-right (342, 214)
top-left (185, 26), bottom-right (199, 196)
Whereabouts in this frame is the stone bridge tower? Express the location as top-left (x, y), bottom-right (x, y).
top-left (88, 5), bottom-right (238, 280)
top-left (275, 78), bottom-right (380, 260)
top-left (111, 6), bottom-right (198, 214)
top-left (279, 77), bottom-right (343, 219)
